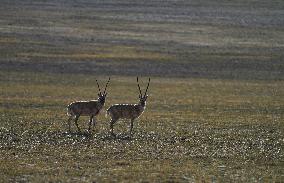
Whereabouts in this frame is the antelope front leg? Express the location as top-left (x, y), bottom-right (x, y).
top-left (129, 119), bottom-right (135, 136)
top-left (88, 115), bottom-right (94, 132)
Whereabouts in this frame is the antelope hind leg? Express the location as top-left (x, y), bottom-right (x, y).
top-left (67, 116), bottom-right (73, 133)
top-left (74, 115), bottom-right (81, 133)
top-left (110, 118), bottom-right (118, 136)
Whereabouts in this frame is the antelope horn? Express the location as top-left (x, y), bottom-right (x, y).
top-left (96, 79), bottom-right (102, 95)
top-left (144, 78), bottom-right (150, 97)
top-left (103, 77), bottom-right (110, 95)
top-left (137, 77), bottom-right (142, 98)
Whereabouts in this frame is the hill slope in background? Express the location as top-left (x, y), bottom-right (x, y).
top-left (0, 0), bottom-right (283, 80)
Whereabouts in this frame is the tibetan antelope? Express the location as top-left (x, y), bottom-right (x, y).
top-left (66, 77), bottom-right (110, 133)
top-left (106, 77), bottom-right (150, 136)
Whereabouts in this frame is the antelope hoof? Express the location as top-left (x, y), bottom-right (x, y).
top-left (110, 132), bottom-right (116, 137)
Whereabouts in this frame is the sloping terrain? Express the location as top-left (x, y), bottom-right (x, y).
top-left (0, 0), bottom-right (283, 80)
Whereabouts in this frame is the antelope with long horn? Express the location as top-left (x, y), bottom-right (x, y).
top-left (106, 77), bottom-right (150, 136)
top-left (67, 77), bottom-right (110, 133)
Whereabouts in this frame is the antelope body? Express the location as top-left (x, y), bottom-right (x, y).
top-left (107, 104), bottom-right (145, 120)
top-left (67, 78), bottom-right (110, 133)
top-left (107, 77), bottom-right (150, 136)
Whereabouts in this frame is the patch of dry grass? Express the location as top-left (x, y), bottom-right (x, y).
top-left (0, 71), bottom-right (283, 182)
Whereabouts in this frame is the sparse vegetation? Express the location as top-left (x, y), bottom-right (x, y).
top-left (0, 0), bottom-right (283, 182)
top-left (1, 71), bottom-right (283, 182)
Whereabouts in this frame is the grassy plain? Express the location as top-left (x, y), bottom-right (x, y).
top-left (0, 0), bottom-right (284, 182)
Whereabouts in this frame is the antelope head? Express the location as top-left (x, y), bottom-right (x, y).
top-left (96, 77), bottom-right (110, 105)
top-left (137, 77), bottom-right (150, 107)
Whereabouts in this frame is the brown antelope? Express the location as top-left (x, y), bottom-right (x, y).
top-left (66, 77), bottom-right (110, 133)
top-left (106, 77), bottom-right (150, 136)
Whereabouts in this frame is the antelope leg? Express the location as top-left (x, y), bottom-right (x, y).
top-left (110, 118), bottom-right (117, 135)
top-left (67, 116), bottom-right (73, 133)
top-left (74, 115), bottom-right (81, 132)
top-left (129, 119), bottom-right (135, 136)
top-left (88, 115), bottom-right (94, 132)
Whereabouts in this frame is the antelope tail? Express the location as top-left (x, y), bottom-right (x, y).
top-left (66, 105), bottom-right (73, 116)
top-left (67, 108), bottom-right (71, 116)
